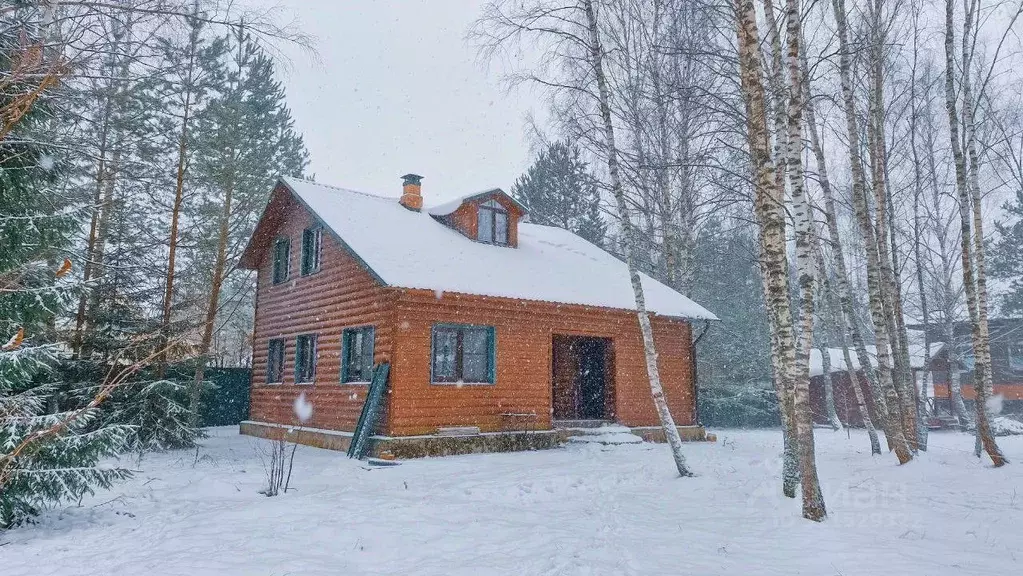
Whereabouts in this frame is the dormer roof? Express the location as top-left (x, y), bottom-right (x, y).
top-left (427, 188), bottom-right (528, 218)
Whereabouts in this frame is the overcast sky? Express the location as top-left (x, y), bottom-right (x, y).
top-left (247, 1), bottom-right (543, 205)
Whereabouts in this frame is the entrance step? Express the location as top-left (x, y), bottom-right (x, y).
top-left (564, 424), bottom-right (644, 445)
top-left (553, 419), bottom-right (611, 429)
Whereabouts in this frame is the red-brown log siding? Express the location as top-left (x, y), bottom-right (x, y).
top-left (387, 289), bottom-right (695, 436)
top-left (247, 192), bottom-right (697, 437)
top-left (443, 194), bottom-right (522, 247)
top-left (249, 197), bottom-right (397, 432)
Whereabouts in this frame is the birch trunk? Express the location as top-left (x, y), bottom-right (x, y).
top-left (736, 0), bottom-right (825, 519)
top-left (815, 243), bottom-right (881, 452)
top-left (783, 0), bottom-right (826, 520)
top-left (801, 47), bottom-right (890, 444)
top-left (835, 309), bottom-right (882, 453)
top-left (818, 342), bottom-right (843, 431)
top-left (948, 354), bottom-right (971, 427)
top-left (833, 0), bottom-right (913, 463)
top-left (762, 0), bottom-right (800, 497)
top-left (582, 0), bottom-right (692, 477)
top-left (908, 20), bottom-right (930, 450)
top-left (955, 0), bottom-right (1007, 465)
top-left (760, 241), bottom-right (800, 497)
top-left (865, 0), bottom-right (917, 449)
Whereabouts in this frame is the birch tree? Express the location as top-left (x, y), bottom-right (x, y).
top-left (475, 0), bottom-right (694, 477)
top-left (735, 0), bottom-right (825, 520)
top-left (942, 0), bottom-right (1007, 466)
top-left (832, 0), bottom-right (913, 463)
top-left (802, 44), bottom-right (883, 454)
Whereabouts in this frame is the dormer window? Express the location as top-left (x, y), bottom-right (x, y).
top-left (478, 200), bottom-right (509, 245)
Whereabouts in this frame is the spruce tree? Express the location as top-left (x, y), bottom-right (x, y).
top-left (0, 36), bottom-right (131, 529)
top-left (992, 189), bottom-right (1023, 315)
top-left (511, 141), bottom-right (606, 246)
top-left (689, 218), bottom-right (776, 427)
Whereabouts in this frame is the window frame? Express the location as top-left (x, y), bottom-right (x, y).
top-left (477, 199), bottom-right (509, 246)
top-left (430, 323), bottom-right (496, 385)
top-left (341, 326), bottom-right (376, 384)
top-left (300, 227), bottom-right (322, 276)
top-left (294, 334), bottom-right (318, 384)
top-left (271, 237), bottom-right (291, 284)
top-left (266, 338), bottom-right (285, 385)
top-left (1009, 342), bottom-right (1023, 371)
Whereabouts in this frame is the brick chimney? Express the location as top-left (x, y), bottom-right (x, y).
top-left (400, 173), bottom-right (424, 211)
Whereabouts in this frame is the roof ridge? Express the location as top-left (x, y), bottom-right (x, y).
top-left (284, 176), bottom-right (396, 202)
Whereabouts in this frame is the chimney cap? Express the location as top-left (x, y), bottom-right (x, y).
top-left (401, 173), bottom-right (423, 186)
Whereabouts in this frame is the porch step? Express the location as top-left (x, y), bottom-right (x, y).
top-left (565, 424), bottom-right (644, 445)
top-left (553, 419), bottom-right (612, 429)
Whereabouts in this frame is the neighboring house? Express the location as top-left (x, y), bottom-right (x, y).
top-left (237, 175), bottom-right (717, 457)
top-left (912, 318), bottom-right (1023, 416)
top-left (807, 342), bottom-right (943, 427)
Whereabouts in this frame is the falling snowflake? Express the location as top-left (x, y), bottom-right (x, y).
top-left (987, 394), bottom-right (1004, 416)
top-left (293, 392), bottom-right (314, 423)
top-left (38, 154), bottom-right (55, 171)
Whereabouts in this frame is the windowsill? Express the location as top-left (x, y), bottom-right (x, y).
top-left (295, 380), bottom-right (315, 385)
top-left (300, 268), bottom-right (321, 277)
top-left (341, 380), bottom-right (370, 385)
top-left (266, 381), bottom-right (283, 386)
top-left (431, 381), bottom-right (495, 386)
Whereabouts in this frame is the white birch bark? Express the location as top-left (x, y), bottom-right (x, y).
top-left (865, 0), bottom-right (918, 449)
top-left (832, 0), bottom-right (913, 463)
top-left (761, 0), bottom-right (800, 498)
top-left (818, 342), bottom-right (843, 431)
top-left (801, 48), bottom-right (887, 453)
top-left (908, 11), bottom-right (930, 450)
top-left (783, 0), bottom-right (826, 520)
top-left (736, 0), bottom-right (825, 520)
top-left (946, 0), bottom-right (1007, 465)
top-left (582, 0), bottom-right (692, 477)
top-left (815, 242), bottom-right (881, 453)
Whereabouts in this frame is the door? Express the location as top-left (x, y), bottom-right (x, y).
top-left (575, 339), bottom-right (606, 419)
top-left (552, 335), bottom-right (611, 420)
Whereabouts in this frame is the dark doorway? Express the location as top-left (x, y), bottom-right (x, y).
top-left (552, 335), bottom-right (614, 421)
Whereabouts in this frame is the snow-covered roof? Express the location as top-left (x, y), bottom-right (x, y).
top-left (809, 342), bottom-right (945, 377)
top-left (258, 177), bottom-right (717, 320)
top-left (426, 188), bottom-right (528, 217)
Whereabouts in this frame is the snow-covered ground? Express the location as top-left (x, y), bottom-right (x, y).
top-left (3, 427), bottom-right (1021, 576)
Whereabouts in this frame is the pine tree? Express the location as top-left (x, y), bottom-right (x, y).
top-left (185, 26), bottom-right (308, 423)
top-left (153, 3), bottom-right (229, 376)
top-left (0, 35), bottom-right (131, 529)
top-left (511, 141), bottom-right (606, 246)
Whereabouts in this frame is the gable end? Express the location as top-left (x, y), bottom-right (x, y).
top-left (238, 180), bottom-right (388, 287)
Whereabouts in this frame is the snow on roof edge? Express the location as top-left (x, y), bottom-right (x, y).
top-left (276, 176), bottom-right (718, 321)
